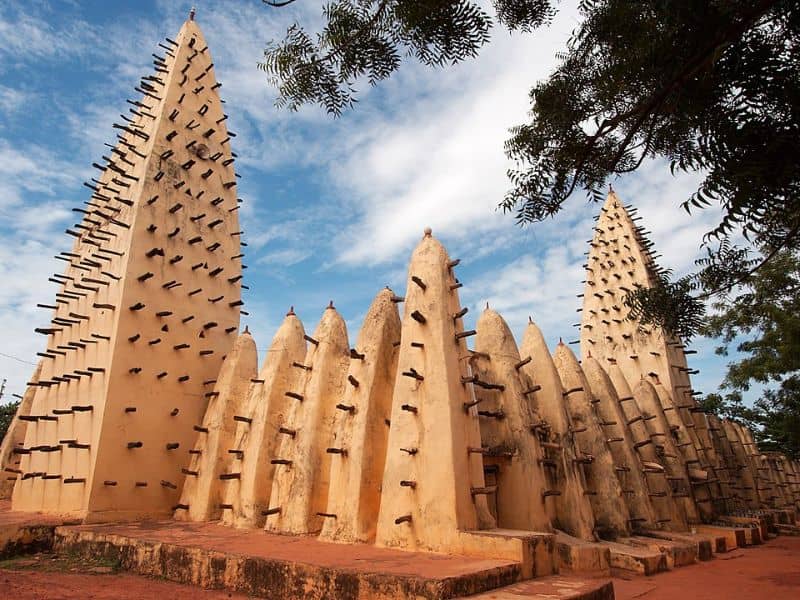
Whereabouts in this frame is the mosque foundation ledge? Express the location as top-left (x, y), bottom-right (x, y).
top-left (50, 520), bottom-right (530, 600)
top-left (716, 515), bottom-right (771, 542)
top-left (694, 524), bottom-right (747, 550)
top-left (454, 529), bottom-right (558, 579)
top-left (635, 529), bottom-right (714, 561)
top-left (554, 531), bottom-right (611, 576)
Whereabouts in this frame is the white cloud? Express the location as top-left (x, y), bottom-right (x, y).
top-left (257, 247), bottom-right (312, 267)
top-left (0, 0), bottom-right (753, 406)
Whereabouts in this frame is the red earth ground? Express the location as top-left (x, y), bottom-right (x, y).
top-left (613, 534), bottom-right (800, 600)
top-left (0, 535), bottom-right (798, 599)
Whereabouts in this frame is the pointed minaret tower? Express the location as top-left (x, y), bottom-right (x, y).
top-left (319, 288), bottom-right (401, 544)
top-left (375, 229), bottom-right (496, 553)
top-left (578, 190), bottom-right (723, 520)
top-left (11, 12), bottom-right (244, 520)
top-left (264, 304), bottom-right (350, 535)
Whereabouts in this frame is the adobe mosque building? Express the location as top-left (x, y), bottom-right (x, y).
top-left (1, 11), bottom-right (798, 600)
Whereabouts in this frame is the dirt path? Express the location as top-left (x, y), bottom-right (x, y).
top-left (613, 535), bottom-right (800, 600)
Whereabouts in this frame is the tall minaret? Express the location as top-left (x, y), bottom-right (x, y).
top-left (11, 12), bottom-right (244, 521)
top-left (578, 191), bottom-right (724, 519)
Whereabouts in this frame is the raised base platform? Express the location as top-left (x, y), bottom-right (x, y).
top-left (623, 536), bottom-right (697, 569)
top-left (54, 521), bottom-right (525, 600)
top-left (775, 523), bottom-right (800, 535)
top-left (602, 540), bottom-right (666, 576)
top-left (695, 524), bottom-right (745, 551)
top-left (717, 516), bottom-right (766, 544)
top-left (0, 500), bottom-right (72, 559)
top-left (639, 530), bottom-right (714, 561)
top-left (460, 576), bottom-right (614, 599)
top-left (555, 531), bottom-right (610, 575)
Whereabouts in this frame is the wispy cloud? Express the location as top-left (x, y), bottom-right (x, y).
top-left (0, 0), bottom-right (745, 404)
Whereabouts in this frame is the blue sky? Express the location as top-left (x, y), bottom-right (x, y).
top-left (0, 0), bottom-right (747, 403)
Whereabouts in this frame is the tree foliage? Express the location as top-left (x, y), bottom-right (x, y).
top-left (260, 0), bottom-right (800, 339)
top-left (0, 401), bottom-right (19, 443)
top-left (698, 248), bottom-right (800, 459)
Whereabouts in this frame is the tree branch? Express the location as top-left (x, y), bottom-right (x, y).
top-left (562, 0), bottom-right (781, 201)
top-left (695, 220), bottom-right (800, 301)
top-left (263, 0), bottom-right (299, 7)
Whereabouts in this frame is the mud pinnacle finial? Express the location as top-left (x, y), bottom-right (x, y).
top-left (423, 227), bottom-right (432, 237)
top-left (189, 7), bottom-right (196, 20)
top-left (287, 305), bottom-right (295, 316)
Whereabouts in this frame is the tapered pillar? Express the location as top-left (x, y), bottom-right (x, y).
top-left (319, 289), bottom-right (401, 544)
top-left (472, 308), bottom-right (552, 532)
top-left (582, 356), bottom-right (658, 530)
top-left (375, 229), bottom-right (495, 553)
top-left (0, 363), bottom-right (42, 499)
top-left (632, 380), bottom-right (703, 521)
top-left (606, 363), bottom-right (691, 528)
top-left (220, 311), bottom-right (306, 528)
top-left (649, 379), bottom-right (719, 520)
top-left (519, 319), bottom-right (595, 540)
top-left (265, 305), bottom-right (350, 534)
top-left (553, 343), bottom-right (630, 539)
top-left (721, 419), bottom-right (760, 510)
top-left (175, 331), bottom-right (257, 522)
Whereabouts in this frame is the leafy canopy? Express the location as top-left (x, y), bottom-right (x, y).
top-left (698, 248), bottom-right (800, 458)
top-left (260, 0), bottom-right (800, 340)
top-left (0, 401), bottom-right (20, 443)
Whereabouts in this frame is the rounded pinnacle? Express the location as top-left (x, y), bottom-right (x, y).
top-left (243, 325), bottom-right (250, 334)
top-left (327, 300), bottom-right (335, 310)
top-left (189, 7), bottom-right (196, 20)
top-left (286, 305), bottom-right (295, 316)
top-left (423, 227), bottom-right (432, 237)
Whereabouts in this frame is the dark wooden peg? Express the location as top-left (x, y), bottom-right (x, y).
top-left (411, 276), bottom-right (426, 290)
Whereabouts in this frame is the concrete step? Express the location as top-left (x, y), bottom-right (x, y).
top-left (555, 531), bottom-right (610, 575)
top-left (0, 500), bottom-right (72, 559)
top-left (624, 535), bottom-right (697, 569)
top-left (775, 523), bottom-right (800, 536)
top-left (53, 521), bottom-right (523, 600)
top-left (717, 517), bottom-right (765, 544)
top-left (462, 529), bottom-right (557, 579)
top-left (601, 540), bottom-right (667, 575)
top-left (458, 575), bottom-right (614, 599)
top-left (639, 529), bottom-right (714, 560)
top-left (695, 524), bottom-right (745, 551)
